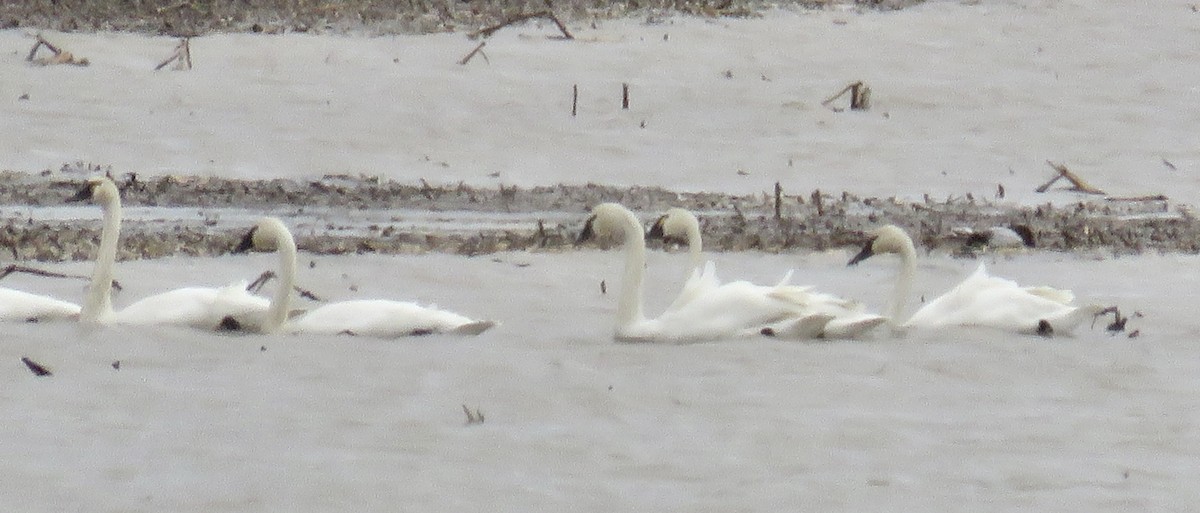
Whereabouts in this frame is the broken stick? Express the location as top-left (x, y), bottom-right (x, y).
top-left (821, 81), bottom-right (870, 112)
top-left (154, 38), bottom-right (192, 71)
top-left (26, 34), bottom-right (89, 66)
top-left (1037, 161), bottom-right (1105, 195)
top-left (457, 41), bottom-right (487, 65)
top-left (470, 10), bottom-right (573, 40)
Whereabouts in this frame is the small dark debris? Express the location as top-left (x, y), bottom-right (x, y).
top-left (111, 360), bottom-right (120, 370)
top-left (1036, 320), bottom-right (1053, 338)
top-left (760, 327), bottom-right (777, 337)
top-left (217, 316), bottom-right (242, 331)
top-left (21, 357), bottom-right (52, 377)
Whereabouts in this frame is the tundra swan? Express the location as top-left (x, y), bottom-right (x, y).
top-left (847, 224), bottom-right (1105, 336)
top-left (70, 176), bottom-right (271, 330)
top-left (0, 288), bottom-right (80, 323)
top-left (579, 203), bottom-right (834, 342)
top-left (647, 207), bottom-right (885, 339)
top-left (233, 217), bottom-right (495, 337)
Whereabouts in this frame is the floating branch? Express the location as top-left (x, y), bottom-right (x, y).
top-left (245, 270), bottom-right (323, 301)
top-left (1036, 161), bottom-right (1105, 195)
top-left (1106, 195), bottom-right (1168, 202)
top-left (457, 41), bottom-right (488, 66)
top-left (462, 404), bottom-right (485, 425)
top-left (154, 38), bottom-right (192, 71)
top-left (621, 83), bottom-right (630, 110)
top-left (26, 34), bottom-right (89, 66)
top-left (821, 81), bottom-right (870, 112)
top-left (0, 264), bottom-right (122, 291)
top-left (470, 10), bottom-right (574, 40)
top-left (21, 357), bottom-right (52, 377)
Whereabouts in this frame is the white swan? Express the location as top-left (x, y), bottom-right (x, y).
top-left (847, 224), bottom-right (1106, 336)
top-left (71, 176), bottom-right (272, 330)
top-left (580, 203), bottom-right (834, 342)
top-left (0, 287), bottom-right (80, 322)
top-left (647, 207), bottom-right (885, 339)
top-left (233, 217), bottom-right (496, 337)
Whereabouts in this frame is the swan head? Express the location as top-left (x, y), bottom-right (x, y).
top-left (646, 208), bottom-right (697, 245)
top-left (234, 217), bottom-right (292, 253)
top-left (67, 176), bottom-right (119, 205)
top-left (848, 225), bottom-right (915, 265)
top-left (577, 203), bottom-right (638, 246)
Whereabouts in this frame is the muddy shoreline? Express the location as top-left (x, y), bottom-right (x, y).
top-left (0, 169), bottom-right (1195, 262)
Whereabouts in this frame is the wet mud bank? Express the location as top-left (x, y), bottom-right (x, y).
top-left (0, 170), bottom-right (1195, 262)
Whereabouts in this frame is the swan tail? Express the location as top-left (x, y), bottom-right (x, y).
top-left (1023, 286), bottom-right (1076, 305)
top-left (774, 269), bottom-right (795, 288)
top-left (767, 285), bottom-right (815, 307)
top-left (760, 313), bottom-right (834, 340)
top-left (822, 315), bottom-right (888, 339)
top-left (1036, 304), bottom-right (1108, 336)
top-left (452, 320), bottom-right (497, 336)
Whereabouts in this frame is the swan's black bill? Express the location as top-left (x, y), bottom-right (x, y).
top-left (645, 215), bottom-right (684, 245)
top-left (66, 182), bottom-right (95, 203)
top-left (646, 215), bottom-right (667, 241)
top-left (232, 226), bottom-right (257, 254)
top-left (575, 215), bottom-right (597, 246)
top-left (1012, 225), bottom-right (1036, 248)
top-left (847, 238), bottom-right (877, 266)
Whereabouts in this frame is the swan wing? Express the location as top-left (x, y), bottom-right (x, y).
top-left (112, 287), bottom-right (223, 327)
top-left (905, 264), bottom-right (1089, 334)
top-left (0, 287), bottom-right (80, 322)
top-left (287, 299), bottom-right (492, 338)
top-left (663, 261), bottom-right (721, 313)
top-left (111, 283), bottom-right (270, 330)
top-left (640, 280), bottom-right (812, 341)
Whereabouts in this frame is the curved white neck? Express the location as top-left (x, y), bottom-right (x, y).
top-left (264, 228), bottom-right (298, 333)
top-left (81, 191), bottom-right (121, 323)
top-left (888, 240), bottom-right (917, 326)
top-left (615, 209), bottom-right (647, 332)
top-left (684, 218), bottom-right (703, 272)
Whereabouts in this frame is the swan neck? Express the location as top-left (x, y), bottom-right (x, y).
top-left (82, 191), bottom-right (121, 323)
top-left (265, 228), bottom-right (298, 332)
top-left (616, 210), bottom-right (646, 331)
top-left (685, 220), bottom-right (703, 272)
top-left (888, 241), bottom-right (917, 325)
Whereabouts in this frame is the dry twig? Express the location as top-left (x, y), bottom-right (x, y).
top-left (457, 41), bottom-right (488, 65)
top-left (821, 81), bottom-right (870, 111)
top-left (470, 10), bottom-right (573, 39)
top-left (27, 34), bottom-right (89, 66)
top-left (154, 38), bottom-right (193, 71)
top-left (462, 404), bottom-right (485, 425)
top-left (1036, 161), bottom-right (1105, 195)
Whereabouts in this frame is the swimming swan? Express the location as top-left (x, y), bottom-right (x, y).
top-left (580, 203), bottom-right (833, 342)
top-left (847, 224), bottom-right (1106, 336)
top-left (647, 207), bottom-right (885, 339)
top-left (71, 176), bottom-right (272, 330)
top-left (233, 217), bottom-right (496, 337)
top-left (0, 288), bottom-right (80, 323)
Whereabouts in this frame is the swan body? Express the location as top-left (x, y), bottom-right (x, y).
top-left (0, 288), bottom-right (80, 322)
top-left (581, 203), bottom-right (830, 342)
top-left (647, 207), bottom-right (885, 339)
top-left (72, 176), bottom-right (274, 330)
top-left (234, 217), bottom-right (496, 338)
top-left (848, 224), bottom-right (1105, 336)
top-left (108, 282), bottom-right (270, 329)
